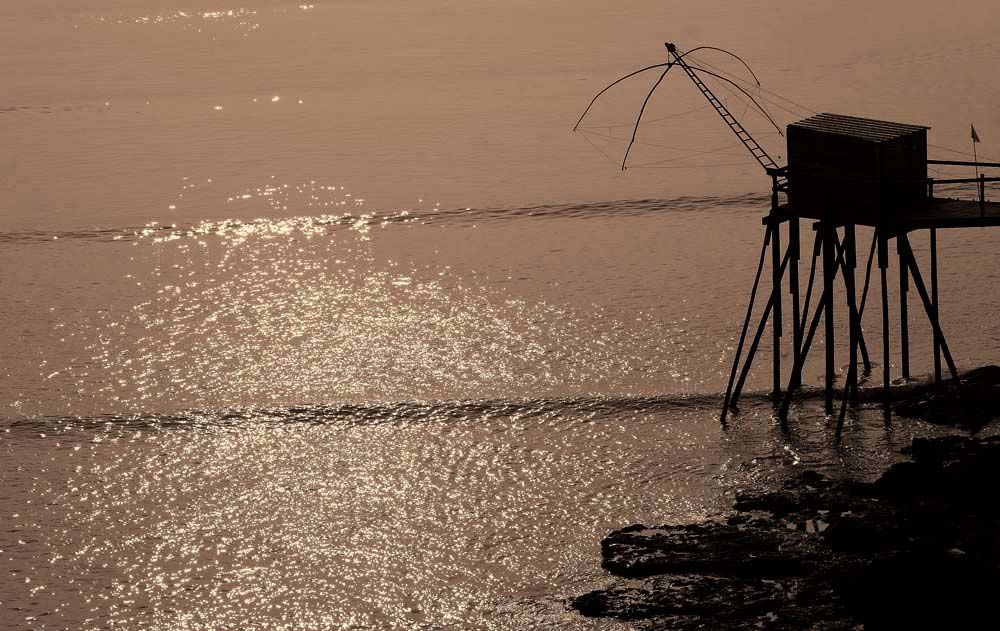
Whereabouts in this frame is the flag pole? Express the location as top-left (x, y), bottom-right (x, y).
top-left (972, 124), bottom-right (984, 212)
top-left (974, 136), bottom-right (980, 180)
top-left (972, 123), bottom-right (981, 180)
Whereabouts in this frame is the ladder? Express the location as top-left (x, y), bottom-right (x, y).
top-left (667, 44), bottom-right (786, 187)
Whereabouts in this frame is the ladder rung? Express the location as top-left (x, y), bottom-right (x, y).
top-left (676, 58), bottom-right (779, 173)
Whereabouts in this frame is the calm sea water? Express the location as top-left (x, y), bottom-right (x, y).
top-left (3, 1), bottom-right (1000, 628)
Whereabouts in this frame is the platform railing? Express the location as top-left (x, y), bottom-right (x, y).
top-left (926, 160), bottom-right (1000, 215)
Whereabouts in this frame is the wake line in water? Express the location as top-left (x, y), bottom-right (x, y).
top-left (2, 390), bottom-right (789, 433)
top-left (0, 192), bottom-right (769, 245)
top-left (1, 380), bottom-right (901, 435)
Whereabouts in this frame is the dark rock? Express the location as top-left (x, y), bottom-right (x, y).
top-left (601, 520), bottom-right (821, 578)
top-left (572, 434), bottom-right (1000, 630)
top-left (734, 489), bottom-right (802, 515)
top-left (572, 574), bottom-right (787, 621)
top-left (895, 365), bottom-right (1000, 430)
top-left (871, 459), bottom-right (935, 497)
top-left (839, 550), bottom-right (1000, 630)
top-left (735, 471), bottom-right (865, 519)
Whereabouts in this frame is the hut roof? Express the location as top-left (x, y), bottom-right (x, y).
top-left (789, 113), bottom-right (928, 143)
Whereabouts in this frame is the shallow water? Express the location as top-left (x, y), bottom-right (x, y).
top-left (3, 0), bottom-right (1000, 629)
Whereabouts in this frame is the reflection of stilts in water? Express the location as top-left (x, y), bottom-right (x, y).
top-left (575, 42), bottom-right (1000, 437)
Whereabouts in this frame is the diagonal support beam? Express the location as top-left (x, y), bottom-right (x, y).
top-left (899, 234), bottom-right (960, 381)
top-left (778, 285), bottom-right (828, 428)
top-left (797, 230), bottom-right (823, 339)
top-left (777, 231), bottom-right (849, 427)
top-left (856, 230), bottom-right (878, 336)
top-left (730, 250), bottom-right (791, 409)
top-left (832, 231), bottom-right (872, 378)
top-left (721, 224), bottom-right (773, 426)
top-left (836, 225), bottom-right (861, 438)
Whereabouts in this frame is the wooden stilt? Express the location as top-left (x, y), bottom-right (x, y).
top-left (778, 290), bottom-right (828, 426)
top-left (835, 354), bottom-right (857, 438)
top-left (731, 295), bottom-right (777, 410)
top-left (931, 228), bottom-right (942, 383)
top-left (771, 218), bottom-right (783, 396)
top-left (731, 252), bottom-right (790, 408)
top-left (837, 224), bottom-right (860, 437)
top-left (822, 222), bottom-right (836, 413)
top-left (797, 231), bottom-right (823, 347)
top-left (856, 229), bottom-right (878, 374)
top-left (721, 224), bottom-right (773, 426)
top-left (898, 234), bottom-right (911, 381)
top-left (834, 242), bottom-right (871, 377)
top-left (836, 369), bottom-right (853, 438)
top-left (778, 231), bottom-right (849, 425)
top-left (789, 218), bottom-right (802, 393)
top-left (900, 236), bottom-right (960, 381)
top-left (879, 230), bottom-right (892, 421)
top-left (845, 224), bottom-right (860, 404)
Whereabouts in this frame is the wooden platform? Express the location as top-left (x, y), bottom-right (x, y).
top-left (773, 197), bottom-right (1000, 231)
top-left (895, 197), bottom-right (1000, 230)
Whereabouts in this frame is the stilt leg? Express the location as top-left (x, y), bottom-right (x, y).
top-left (837, 225), bottom-right (860, 437)
top-left (732, 252), bottom-right (790, 408)
top-left (778, 293), bottom-right (827, 427)
top-left (856, 229), bottom-right (878, 373)
top-left (898, 234), bottom-right (911, 381)
top-left (789, 218), bottom-right (802, 394)
top-left (778, 229), bottom-right (848, 425)
top-left (857, 230), bottom-right (877, 315)
top-left (835, 242), bottom-right (871, 380)
top-left (771, 219), bottom-right (783, 396)
top-left (797, 231), bottom-right (823, 357)
top-left (845, 224), bottom-right (860, 404)
top-left (931, 228), bottom-right (942, 383)
top-left (900, 236), bottom-right (960, 381)
top-left (823, 223), bottom-right (836, 414)
top-left (879, 230), bottom-right (892, 422)
top-left (721, 225), bottom-right (773, 425)
top-left (732, 296), bottom-right (776, 409)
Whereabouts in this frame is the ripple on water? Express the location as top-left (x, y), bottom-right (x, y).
top-left (2, 399), bottom-right (739, 630)
top-left (1, 396), bottom-right (962, 629)
top-left (45, 190), bottom-right (699, 413)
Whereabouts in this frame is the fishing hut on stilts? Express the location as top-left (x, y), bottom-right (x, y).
top-left (576, 42), bottom-right (1000, 436)
top-left (724, 114), bottom-right (1000, 436)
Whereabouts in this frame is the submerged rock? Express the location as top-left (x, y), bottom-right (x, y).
top-left (571, 435), bottom-right (1000, 630)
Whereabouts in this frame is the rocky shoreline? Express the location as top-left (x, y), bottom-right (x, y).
top-left (572, 368), bottom-right (1000, 630)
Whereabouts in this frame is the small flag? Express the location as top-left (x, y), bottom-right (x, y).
top-left (972, 124), bottom-right (981, 143)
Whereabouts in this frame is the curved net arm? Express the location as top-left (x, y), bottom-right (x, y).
top-left (684, 64), bottom-right (783, 135)
top-left (673, 45), bottom-right (761, 85)
top-left (573, 62), bottom-right (671, 131)
top-left (621, 64), bottom-right (675, 170)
